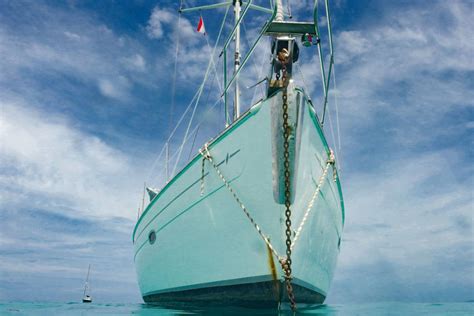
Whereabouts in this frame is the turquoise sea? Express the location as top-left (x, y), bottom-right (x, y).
top-left (1, 302), bottom-right (473, 315)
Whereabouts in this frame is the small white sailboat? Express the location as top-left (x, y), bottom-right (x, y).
top-left (82, 264), bottom-right (92, 303)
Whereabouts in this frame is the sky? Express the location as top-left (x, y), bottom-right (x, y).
top-left (0, 0), bottom-right (473, 304)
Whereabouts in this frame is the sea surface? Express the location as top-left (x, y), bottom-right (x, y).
top-left (1, 302), bottom-right (473, 315)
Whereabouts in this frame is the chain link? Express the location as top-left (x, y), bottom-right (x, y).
top-left (199, 49), bottom-right (337, 310)
top-left (278, 50), bottom-right (297, 311)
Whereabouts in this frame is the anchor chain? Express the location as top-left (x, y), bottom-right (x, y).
top-left (199, 47), bottom-right (337, 311)
top-left (278, 48), bottom-right (297, 311)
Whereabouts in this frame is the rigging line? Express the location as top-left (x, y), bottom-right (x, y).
top-left (166, 90), bottom-right (199, 143)
top-left (145, 6), bottom-right (230, 184)
top-left (171, 8), bottom-right (230, 177)
top-left (154, 97), bottom-right (223, 184)
top-left (189, 97), bottom-right (222, 142)
top-left (204, 35), bottom-right (223, 94)
top-left (201, 55), bottom-right (221, 126)
top-left (152, 94), bottom-right (222, 186)
top-left (241, 21), bottom-right (261, 84)
top-left (170, 13), bottom-right (228, 178)
top-left (322, 62), bottom-right (337, 162)
top-left (187, 125), bottom-right (200, 161)
top-left (242, 21), bottom-right (266, 104)
top-left (169, 83), bottom-right (220, 178)
top-left (251, 47), bottom-right (269, 105)
top-left (170, 98), bottom-right (222, 163)
top-left (185, 59), bottom-right (218, 161)
top-left (296, 61), bottom-right (339, 167)
top-left (168, 13), bottom-right (182, 141)
top-left (287, 0), bottom-right (292, 18)
top-left (326, 92), bottom-right (338, 164)
top-left (204, 64), bottom-right (217, 107)
top-left (207, 4), bottom-right (230, 95)
top-left (295, 63), bottom-right (311, 98)
top-left (145, 89), bottom-right (200, 183)
top-left (251, 38), bottom-right (270, 105)
top-left (332, 61), bottom-right (342, 172)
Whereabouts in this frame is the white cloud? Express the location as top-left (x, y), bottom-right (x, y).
top-left (0, 0), bottom-right (472, 304)
top-left (123, 53), bottom-right (146, 72)
top-left (98, 79), bottom-right (118, 98)
top-left (146, 5), bottom-right (199, 42)
top-left (146, 7), bottom-right (175, 39)
top-left (0, 101), bottom-right (144, 220)
top-left (313, 0), bottom-right (474, 302)
top-left (98, 76), bottom-right (131, 100)
top-left (281, 0), bottom-right (474, 134)
top-left (63, 31), bottom-right (82, 41)
top-left (318, 0), bottom-right (474, 157)
top-left (329, 149), bottom-right (473, 301)
top-left (0, 6), bottom-right (158, 104)
top-left (145, 5), bottom-right (221, 82)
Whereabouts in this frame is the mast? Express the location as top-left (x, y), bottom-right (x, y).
top-left (83, 264), bottom-right (91, 297)
top-left (275, 0), bottom-right (284, 21)
top-left (233, 0), bottom-right (241, 121)
top-left (179, 1), bottom-right (279, 124)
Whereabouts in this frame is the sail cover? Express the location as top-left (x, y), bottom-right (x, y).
top-left (146, 187), bottom-right (159, 202)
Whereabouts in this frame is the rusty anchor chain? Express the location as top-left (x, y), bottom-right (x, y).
top-left (278, 48), bottom-right (297, 311)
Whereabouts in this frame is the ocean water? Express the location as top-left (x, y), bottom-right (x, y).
top-left (1, 302), bottom-right (473, 315)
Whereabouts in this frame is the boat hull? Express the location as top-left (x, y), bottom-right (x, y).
top-left (143, 279), bottom-right (324, 307)
top-left (133, 87), bottom-right (344, 306)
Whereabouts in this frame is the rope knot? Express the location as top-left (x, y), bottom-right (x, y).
top-left (199, 143), bottom-right (212, 196)
top-left (328, 149), bottom-right (338, 182)
top-left (328, 149), bottom-right (336, 165)
top-left (199, 143), bottom-right (211, 160)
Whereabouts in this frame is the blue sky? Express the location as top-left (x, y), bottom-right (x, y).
top-left (0, 0), bottom-right (472, 303)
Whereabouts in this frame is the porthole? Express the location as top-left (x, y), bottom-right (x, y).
top-left (148, 230), bottom-right (156, 245)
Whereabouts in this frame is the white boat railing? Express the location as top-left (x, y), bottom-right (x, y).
top-left (313, 0), bottom-right (335, 126)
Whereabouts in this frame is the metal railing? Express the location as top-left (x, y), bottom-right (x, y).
top-left (313, 0), bottom-right (335, 126)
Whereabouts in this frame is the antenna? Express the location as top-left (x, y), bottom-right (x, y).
top-left (233, 0), bottom-right (241, 121)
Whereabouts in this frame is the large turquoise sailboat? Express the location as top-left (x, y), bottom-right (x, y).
top-left (133, 0), bottom-right (344, 309)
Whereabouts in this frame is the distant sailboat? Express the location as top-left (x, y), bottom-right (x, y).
top-left (82, 264), bottom-right (92, 303)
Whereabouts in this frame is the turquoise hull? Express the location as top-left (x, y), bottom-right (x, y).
top-left (133, 87), bottom-right (344, 306)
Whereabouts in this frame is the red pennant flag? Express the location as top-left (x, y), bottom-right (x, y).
top-left (197, 16), bottom-right (206, 35)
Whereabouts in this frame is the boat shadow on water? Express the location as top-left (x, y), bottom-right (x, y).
top-left (140, 302), bottom-right (337, 315)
